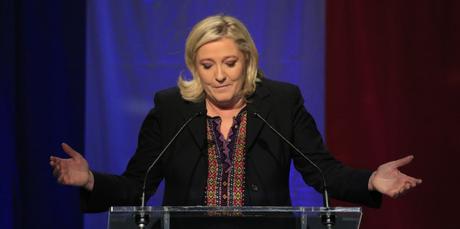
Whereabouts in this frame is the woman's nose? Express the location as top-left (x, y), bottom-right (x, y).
top-left (215, 66), bottom-right (226, 83)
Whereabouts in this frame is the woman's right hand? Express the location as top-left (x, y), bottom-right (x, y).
top-left (50, 143), bottom-right (94, 191)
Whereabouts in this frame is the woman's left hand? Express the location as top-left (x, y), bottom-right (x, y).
top-left (368, 155), bottom-right (422, 198)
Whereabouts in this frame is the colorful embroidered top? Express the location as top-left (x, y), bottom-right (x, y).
top-left (205, 110), bottom-right (247, 206)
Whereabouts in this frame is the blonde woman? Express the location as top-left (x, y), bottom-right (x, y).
top-left (51, 15), bottom-right (421, 213)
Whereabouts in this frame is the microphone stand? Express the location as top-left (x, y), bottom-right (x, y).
top-left (253, 112), bottom-right (335, 228)
top-left (135, 111), bottom-right (204, 229)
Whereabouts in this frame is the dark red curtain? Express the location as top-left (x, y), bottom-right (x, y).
top-left (326, 1), bottom-right (460, 228)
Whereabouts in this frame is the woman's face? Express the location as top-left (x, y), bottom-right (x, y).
top-left (195, 37), bottom-right (246, 108)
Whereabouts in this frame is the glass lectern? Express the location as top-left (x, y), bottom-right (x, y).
top-left (108, 206), bottom-right (362, 229)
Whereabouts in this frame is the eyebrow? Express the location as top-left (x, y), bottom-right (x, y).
top-left (198, 56), bottom-right (239, 62)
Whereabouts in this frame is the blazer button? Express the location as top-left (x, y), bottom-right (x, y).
top-left (251, 184), bottom-right (259, 192)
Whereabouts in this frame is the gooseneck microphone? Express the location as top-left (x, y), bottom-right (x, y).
top-left (252, 112), bottom-right (335, 228)
top-left (136, 111), bottom-right (204, 229)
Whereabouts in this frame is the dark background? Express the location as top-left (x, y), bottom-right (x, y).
top-left (326, 1), bottom-right (460, 228)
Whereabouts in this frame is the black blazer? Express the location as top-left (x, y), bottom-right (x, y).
top-left (81, 78), bottom-right (381, 212)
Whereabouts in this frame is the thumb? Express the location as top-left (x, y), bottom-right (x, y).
top-left (391, 155), bottom-right (414, 168)
top-left (61, 143), bottom-right (82, 159)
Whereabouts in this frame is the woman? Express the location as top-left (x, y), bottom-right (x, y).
top-left (50, 15), bottom-right (421, 212)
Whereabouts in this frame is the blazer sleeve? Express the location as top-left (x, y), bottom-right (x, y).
top-left (80, 94), bottom-right (165, 212)
top-left (289, 86), bottom-right (382, 208)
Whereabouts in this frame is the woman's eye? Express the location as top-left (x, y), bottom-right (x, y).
top-left (202, 64), bottom-right (212, 69)
top-left (226, 61), bottom-right (236, 67)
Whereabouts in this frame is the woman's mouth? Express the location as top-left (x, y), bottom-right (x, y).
top-left (214, 84), bottom-right (231, 89)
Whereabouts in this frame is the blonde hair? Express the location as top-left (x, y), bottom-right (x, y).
top-left (178, 15), bottom-right (261, 102)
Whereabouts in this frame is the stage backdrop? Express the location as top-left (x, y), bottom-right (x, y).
top-left (326, 0), bottom-right (460, 228)
top-left (1, 0), bottom-right (85, 228)
top-left (85, 0), bottom-right (325, 228)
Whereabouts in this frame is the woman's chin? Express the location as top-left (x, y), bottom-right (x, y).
top-left (207, 96), bottom-right (243, 109)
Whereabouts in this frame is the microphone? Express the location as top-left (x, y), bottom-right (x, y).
top-left (252, 112), bottom-right (335, 228)
top-left (136, 111), bottom-right (205, 229)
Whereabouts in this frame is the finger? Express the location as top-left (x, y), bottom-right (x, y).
top-left (409, 179), bottom-right (422, 187)
top-left (391, 190), bottom-right (400, 198)
top-left (400, 175), bottom-right (417, 186)
top-left (49, 157), bottom-right (61, 167)
top-left (402, 174), bottom-right (422, 186)
top-left (50, 156), bottom-right (61, 164)
top-left (397, 186), bottom-right (409, 197)
top-left (404, 182), bottom-right (411, 190)
top-left (390, 155), bottom-right (414, 168)
top-left (404, 180), bottom-right (416, 189)
top-left (53, 168), bottom-right (58, 177)
top-left (57, 171), bottom-right (71, 184)
top-left (60, 174), bottom-right (76, 186)
top-left (60, 174), bottom-right (69, 185)
top-left (399, 184), bottom-right (413, 197)
top-left (57, 175), bottom-right (65, 184)
top-left (50, 158), bottom-right (60, 169)
top-left (53, 165), bottom-right (65, 179)
top-left (52, 167), bottom-right (59, 177)
top-left (61, 143), bottom-right (81, 159)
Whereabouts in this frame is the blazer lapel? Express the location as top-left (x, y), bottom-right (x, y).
top-left (246, 82), bottom-right (271, 155)
top-left (175, 100), bottom-right (207, 204)
top-left (180, 100), bottom-right (207, 151)
top-left (178, 80), bottom-right (272, 156)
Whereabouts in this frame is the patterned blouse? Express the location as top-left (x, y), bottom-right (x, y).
top-left (205, 109), bottom-right (247, 206)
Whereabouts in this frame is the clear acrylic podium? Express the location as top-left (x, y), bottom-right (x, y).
top-left (108, 206), bottom-right (362, 229)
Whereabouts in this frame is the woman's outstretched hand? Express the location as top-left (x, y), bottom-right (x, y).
top-left (368, 155), bottom-right (422, 198)
top-left (49, 143), bottom-right (94, 191)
